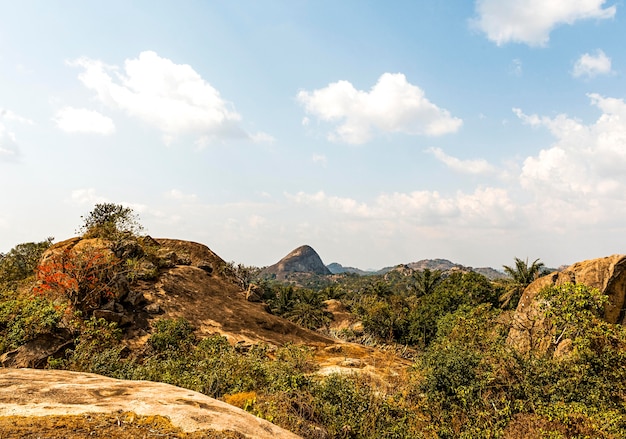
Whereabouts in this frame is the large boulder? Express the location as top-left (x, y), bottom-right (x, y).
top-left (507, 254), bottom-right (626, 354)
top-left (0, 368), bottom-right (301, 438)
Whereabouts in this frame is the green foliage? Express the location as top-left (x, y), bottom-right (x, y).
top-left (78, 203), bottom-right (143, 240)
top-left (503, 257), bottom-right (546, 285)
top-left (148, 317), bottom-right (196, 353)
top-left (0, 293), bottom-right (66, 354)
top-left (266, 284), bottom-right (332, 330)
top-left (0, 238), bottom-right (53, 292)
top-left (501, 257), bottom-right (547, 309)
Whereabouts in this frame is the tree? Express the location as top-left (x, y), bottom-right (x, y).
top-left (0, 238), bottom-right (54, 291)
top-left (411, 268), bottom-right (443, 297)
top-left (78, 203), bottom-right (143, 240)
top-left (500, 257), bottom-right (547, 309)
top-left (33, 244), bottom-right (121, 313)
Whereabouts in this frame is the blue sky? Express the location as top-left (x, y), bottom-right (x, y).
top-left (1, 1), bottom-right (625, 270)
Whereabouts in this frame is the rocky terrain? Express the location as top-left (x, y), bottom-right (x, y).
top-left (0, 368), bottom-right (300, 438)
top-left (508, 254), bottom-right (626, 354)
top-left (261, 245), bottom-right (331, 279)
top-left (329, 258), bottom-right (506, 279)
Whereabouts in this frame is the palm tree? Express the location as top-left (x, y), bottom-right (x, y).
top-left (412, 269), bottom-right (443, 297)
top-left (500, 257), bottom-right (547, 309)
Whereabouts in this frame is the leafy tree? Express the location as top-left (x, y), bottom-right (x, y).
top-left (501, 257), bottom-right (547, 309)
top-left (33, 244), bottom-right (121, 314)
top-left (0, 238), bottom-right (54, 291)
top-left (78, 203), bottom-right (143, 240)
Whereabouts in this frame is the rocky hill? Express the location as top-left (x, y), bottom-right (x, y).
top-left (347, 258), bottom-right (506, 279)
top-left (508, 254), bottom-right (626, 354)
top-left (260, 245), bottom-right (331, 280)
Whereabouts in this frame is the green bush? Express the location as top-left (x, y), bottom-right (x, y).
top-left (0, 294), bottom-right (65, 354)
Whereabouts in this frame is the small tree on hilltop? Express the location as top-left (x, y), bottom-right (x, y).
top-left (78, 203), bottom-right (143, 240)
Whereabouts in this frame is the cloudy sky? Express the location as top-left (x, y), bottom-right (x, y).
top-left (1, 1), bottom-right (625, 270)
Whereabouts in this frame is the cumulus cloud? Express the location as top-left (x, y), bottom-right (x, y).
top-left (515, 94), bottom-right (626, 226)
top-left (70, 51), bottom-right (261, 143)
top-left (472, 0), bottom-right (616, 46)
top-left (288, 187), bottom-right (517, 228)
top-left (53, 107), bottom-right (115, 135)
top-left (297, 73), bottom-right (462, 144)
top-left (572, 50), bottom-right (613, 78)
top-left (426, 147), bottom-right (495, 175)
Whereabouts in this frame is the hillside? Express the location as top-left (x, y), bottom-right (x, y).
top-left (2, 209), bottom-right (626, 439)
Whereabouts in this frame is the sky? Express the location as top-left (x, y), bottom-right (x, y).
top-left (1, 1), bottom-right (625, 270)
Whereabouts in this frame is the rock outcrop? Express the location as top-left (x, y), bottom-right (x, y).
top-left (507, 254), bottom-right (626, 354)
top-left (261, 245), bottom-right (331, 279)
top-left (0, 368), bottom-right (301, 438)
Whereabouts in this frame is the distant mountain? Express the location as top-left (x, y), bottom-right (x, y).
top-left (327, 262), bottom-right (374, 276)
top-left (261, 245), bottom-right (331, 280)
top-left (328, 258), bottom-right (506, 280)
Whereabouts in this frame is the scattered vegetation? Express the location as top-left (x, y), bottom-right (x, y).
top-left (2, 206), bottom-right (626, 437)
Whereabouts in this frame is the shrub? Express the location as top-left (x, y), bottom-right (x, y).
top-left (78, 203), bottom-right (143, 240)
top-left (0, 238), bottom-right (54, 292)
top-left (33, 245), bottom-right (121, 314)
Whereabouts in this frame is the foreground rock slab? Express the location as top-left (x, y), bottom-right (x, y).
top-left (0, 368), bottom-right (301, 439)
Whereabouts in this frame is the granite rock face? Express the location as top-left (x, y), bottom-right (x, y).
top-left (261, 245), bottom-right (331, 279)
top-left (0, 368), bottom-right (302, 438)
top-left (507, 255), bottom-right (626, 354)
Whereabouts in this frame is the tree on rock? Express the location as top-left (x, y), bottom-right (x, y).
top-left (78, 203), bottom-right (143, 240)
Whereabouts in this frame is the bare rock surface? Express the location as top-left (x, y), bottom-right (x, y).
top-left (261, 245), bottom-right (331, 279)
top-left (0, 368), bottom-right (301, 438)
top-left (508, 254), bottom-right (626, 354)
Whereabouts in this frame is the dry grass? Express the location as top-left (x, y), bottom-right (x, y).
top-left (0, 412), bottom-right (245, 439)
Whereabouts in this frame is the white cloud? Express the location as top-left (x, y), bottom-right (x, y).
top-left (0, 108), bottom-right (32, 162)
top-left (288, 187), bottom-right (517, 228)
top-left (515, 94), bottom-right (626, 226)
top-left (472, 0), bottom-right (616, 46)
top-left (70, 51), bottom-right (260, 143)
top-left (164, 189), bottom-right (198, 202)
top-left (426, 147), bottom-right (495, 175)
top-left (53, 107), bottom-right (115, 135)
top-left (1, 109), bottom-right (33, 125)
top-left (297, 73), bottom-right (462, 144)
top-left (70, 188), bottom-right (108, 205)
top-left (510, 58), bottom-right (523, 76)
top-left (0, 124), bottom-right (19, 161)
top-left (312, 154), bottom-right (327, 166)
top-left (572, 50), bottom-right (613, 78)
top-left (250, 131), bottom-right (275, 144)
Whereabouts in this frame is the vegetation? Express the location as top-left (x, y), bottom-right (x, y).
top-left (2, 209), bottom-right (626, 438)
top-left (500, 257), bottom-right (548, 309)
top-left (78, 202), bottom-right (144, 240)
